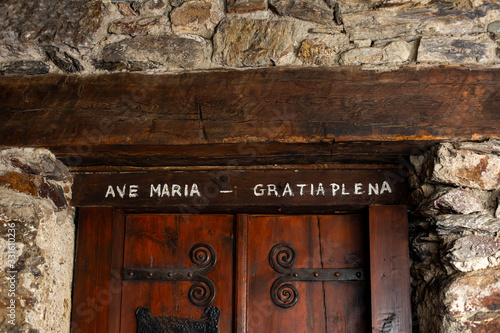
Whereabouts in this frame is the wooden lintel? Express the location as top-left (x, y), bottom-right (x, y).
top-left (1, 67), bottom-right (498, 166)
top-left (71, 168), bottom-right (408, 210)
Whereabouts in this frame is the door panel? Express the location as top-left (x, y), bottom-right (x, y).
top-left (243, 215), bottom-right (369, 333)
top-left (73, 209), bottom-right (396, 333)
top-left (245, 216), bottom-right (326, 332)
top-left (120, 214), bottom-right (234, 333)
top-left (319, 214), bottom-right (368, 332)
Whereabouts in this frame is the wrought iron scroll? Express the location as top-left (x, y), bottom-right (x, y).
top-left (136, 305), bottom-right (220, 333)
top-left (269, 243), bottom-right (365, 309)
top-left (124, 243), bottom-right (217, 307)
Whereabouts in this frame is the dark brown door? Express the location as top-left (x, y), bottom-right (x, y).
top-left (72, 207), bottom-right (410, 333)
top-left (238, 214), bottom-right (368, 332)
top-left (117, 214), bottom-right (368, 332)
top-left (120, 214), bottom-right (235, 332)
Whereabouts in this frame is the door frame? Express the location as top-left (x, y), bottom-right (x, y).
top-left (71, 206), bottom-right (411, 332)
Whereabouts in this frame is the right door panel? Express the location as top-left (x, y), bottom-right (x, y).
top-left (243, 214), bottom-right (369, 333)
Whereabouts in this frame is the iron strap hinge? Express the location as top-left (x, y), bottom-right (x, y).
top-left (123, 243), bottom-right (217, 307)
top-left (269, 243), bottom-right (366, 308)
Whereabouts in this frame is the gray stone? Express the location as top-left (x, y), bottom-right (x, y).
top-left (213, 18), bottom-right (296, 67)
top-left (335, 0), bottom-right (383, 14)
top-left (45, 46), bottom-right (84, 73)
top-left (108, 17), bottom-right (162, 36)
top-left (269, 0), bottom-right (334, 25)
top-left (415, 9), bottom-right (485, 36)
top-left (411, 231), bottom-right (445, 283)
top-left (425, 142), bottom-right (500, 190)
top-left (0, 61), bottom-right (49, 75)
top-left (170, 0), bottom-right (224, 39)
top-left (496, 198), bottom-right (500, 218)
top-left (101, 35), bottom-right (212, 71)
top-left (340, 47), bottom-right (384, 65)
top-left (488, 20), bottom-right (500, 33)
top-left (439, 269), bottom-right (500, 331)
top-left (0, 148), bottom-right (74, 333)
top-left (414, 188), bottom-right (487, 217)
top-left (339, 40), bottom-right (413, 65)
top-left (137, 0), bottom-right (171, 16)
top-left (434, 214), bottom-right (500, 235)
top-left (0, 0), bottom-right (103, 46)
top-left (0, 148), bottom-right (72, 182)
top-left (456, 139), bottom-right (500, 154)
top-left (170, 0), bottom-right (187, 7)
top-left (353, 39), bottom-right (371, 48)
top-left (416, 268), bottom-right (500, 332)
top-left (343, 8), bottom-right (486, 41)
top-left (116, 2), bottom-right (139, 17)
top-left (227, 0), bottom-right (268, 13)
top-left (418, 35), bottom-right (497, 64)
top-left (445, 234), bottom-right (500, 272)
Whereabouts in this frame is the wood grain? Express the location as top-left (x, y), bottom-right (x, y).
top-left (0, 67), bottom-right (498, 166)
top-left (71, 207), bottom-right (124, 333)
top-left (319, 214), bottom-right (369, 332)
top-left (245, 215), bottom-right (326, 332)
top-left (369, 205), bottom-right (412, 332)
top-left (120, 214), bottom-right (235, 333)
top-left (70, 168), bottom-right (408, 210)
top-left (235, 214), bottom-right (249, 332)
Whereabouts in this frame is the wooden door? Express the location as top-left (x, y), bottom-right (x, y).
top-left (237, 214), bottom-right (368, 332)
top-left (120, 214), bottom-right (234, 333)
top-left (71, 208), bottom-right (410, 333)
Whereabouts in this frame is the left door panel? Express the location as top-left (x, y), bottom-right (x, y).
top-left (120, 214), bottom-right (235, 333)
top-left (71, 209), bottom-right (234, 333)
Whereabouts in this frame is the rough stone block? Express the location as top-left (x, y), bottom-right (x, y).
top-left (0, 148), bottom-right (72, 182)
top-left (269, 0), bottom-right (334, 25)
top-left (227, 0), bottom-right (267, 13)
top-left (418, 35), bottom-right (497, 64)
top-left (171, 0), bottom-right (224, 39)
top-left (101, 35), bottom-right (213, 70)
top-left (445, 235), bottom-right (500, 272)
top-left (414, 187), bottom-right (487, 217)
top-left (417, 267), bottom-right (500, 332)
top-left (434, 214), bottom-right (500, 234)
top-left (0, 61), bottom-right (50, 75)
top-left (339, 40), bottom-right (413, 65)
top-left (213, 18), bottom-right (296, 67)
top-left (0, 0), bottom-right (103, 47)
top-left (0, 148), bottom-right (74, 333)
top-left (297, 34), bottom-right (350, 65)
top-left (137, 0), bottom-right (171, 16)
top-left (335, 0), bottom-right (382, 14)
top-left (440, 269), bottom-right (500, 330)
top-left (343, 8), bottom-right (487, 41)
top-left (109, 17), bottom-right (162, 36)
top-left (424, 142), bottom-right (500, 190)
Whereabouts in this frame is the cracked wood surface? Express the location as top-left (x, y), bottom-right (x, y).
top-left (0, 67), bottom-right (498, 166)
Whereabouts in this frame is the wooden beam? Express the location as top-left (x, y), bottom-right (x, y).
top-left (1, 67), bottom-right (498, 166)
top-left (57, 141), bottom-right (436, 167)
top-left (369, 205), bottom-right (412, 332)
top-left (71, 168), bottom-right (408, 210)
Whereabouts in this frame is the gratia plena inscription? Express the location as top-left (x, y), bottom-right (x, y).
top-left (253, 181), bottom-right (392, 197)
top-left (104, 181), bottom-right (393, 199)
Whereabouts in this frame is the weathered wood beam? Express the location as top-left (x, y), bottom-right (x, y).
top-left (1, 67), bottom-right (498, 166)
top-left (71, 168), bottom-right (408, 210)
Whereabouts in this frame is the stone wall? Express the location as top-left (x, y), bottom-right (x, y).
top-left (0, 149), bottom-right (74, 333)
top-left (410, 140), bottom-right (500, 332)
top-left (0, 0), bottom-right (499, 75)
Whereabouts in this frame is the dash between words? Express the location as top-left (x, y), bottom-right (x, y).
top-left (104, 181), bottom-right (393, 198)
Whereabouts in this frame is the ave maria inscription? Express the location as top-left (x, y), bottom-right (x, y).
top-left (104, 181), bottom-right (393, 199)
top-left (70, 169), bottom-right (407, 208)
